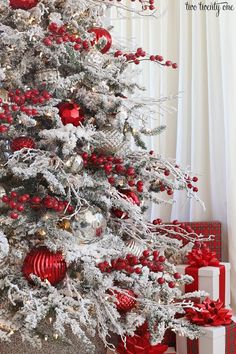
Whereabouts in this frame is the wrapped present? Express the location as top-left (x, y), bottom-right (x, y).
top-left (185, 221), bottom-right (222, 261)
top-left (164, 348), bottom-right (176, 354)
top-left (176, 246), bottom-right (230, 307)
top-left (176, 316), bottom-right (236, 354)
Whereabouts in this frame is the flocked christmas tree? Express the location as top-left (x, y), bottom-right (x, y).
top-left (0, 0), bottom-right (210, 352)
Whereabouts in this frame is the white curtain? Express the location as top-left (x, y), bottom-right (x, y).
top-left (110, 0), bottom-right (236, 308)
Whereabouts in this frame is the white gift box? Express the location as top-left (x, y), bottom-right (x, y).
top-left (176, 262), bottom-right (231, 307)
top-left (164, 348), bottom-right (176, 354)
top-left (107, 346), bottom-right (176, 353)
top-left (176, 316), bottom-right (236, 354)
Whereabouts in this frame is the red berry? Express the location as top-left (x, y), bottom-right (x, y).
top-left (150, 55), bottom-right (155, 61)
top-left (128, 180), bottom-right (135, 187)
top-left (0, 125), bottom-right (9, 133)
top-left (168, 281), bottom-right (176, 288)
top-left (167, 189), bottom-right (173, 196)
top-left (134, 59), bottom-right (140, 65)
top-left (172, 63), bottom-right (178, 69)
top-left (17, 204), bottom-right (24, 212)
top-left (164, 169), bottom-right (170, 176)
top-left (2, 195), bottom-right (9, 203)
top-left (10, 212), bottom-right (19, 219)
top-left (192, 176), bottom-right (198, 182)
top-left (155, 55), bottom-right (163, 62)
top-left (48, 22), bottom-right (59, 33)
top-left (158, 255), bottom-right (166, 263)
top-left (149, 150), bottom-right (154, 155)
top-left (174, 272), bottom-right (181, 280)
top-left (134, 267), bottom-right (142, 274)
top-left (43, 37), bottom-right (52, 46)
top-left (114, 50), bottom-right (123, 57)
top-left (157, 277), bottom-right (165, 285)
top-left (18, 195), bottom-right (28, 203)
top-left (108, 177), bottom-right (115, 185)
top-left (56, 37), bottom-right (63, 45)
top-left (126, 167), bottom-right (135, 176)
top-left (31, 196), bottom-right (41, 204)
top-left (165, 60), bottom-right (172, 67)
top-left (193, 187), bottom-right (198, 193)
top-left (143, 250), bottom-right (150, 257)
top-left (153, 250), bottom-right (159, 258)
top-left (156, 264), bottom-right (164, 272)
top-left (10, 191), bottom-right (18, 198)
top-left (74, 43), bottom-right (81, 51)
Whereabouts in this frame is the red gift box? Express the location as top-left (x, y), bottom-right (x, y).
top-left (184, 221), bottom-right (222, 261)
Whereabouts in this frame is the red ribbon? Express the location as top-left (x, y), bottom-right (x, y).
top-left (187, 247), bottom-right (220, 267)
top-left (116, 333), bottom-right (168, 354)
top-left (185, 264), bottom-right (226, 305)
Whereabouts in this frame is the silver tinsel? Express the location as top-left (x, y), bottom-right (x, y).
top-left (72, 206), bottom-right (107, 244)
top-left (35, 68), bottom-right (60, 85)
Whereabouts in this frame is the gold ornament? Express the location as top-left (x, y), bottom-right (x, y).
top-left (58, 219), bottom-right (72, 232)
top-left (35, 68), bottom-right (60, 85)
top-left (35, 228), bottom-right (47, 239)
top-left (0, 88), bottom-right (9, 104)
top-left (94, 127), bottom-right (126, 155)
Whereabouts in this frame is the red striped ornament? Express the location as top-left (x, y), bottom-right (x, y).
top-left (22, 247), bottom-right (67, 286)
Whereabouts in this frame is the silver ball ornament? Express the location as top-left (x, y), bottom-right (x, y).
top-left (72, 207), bottom-right (107, 244)
top-left (65, 155), bottom-right (83, 174)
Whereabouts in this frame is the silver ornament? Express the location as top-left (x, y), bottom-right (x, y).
top-left (0, 139), bottom-right (11, 162)
top-left (65, 155), bottom-right (83, 174)
top-left (94, 127), bottom-right (127, 155)
top-left (72, 206), bottom-right (107, 244)
top-left (125, 239), bottom-right (146, 257)
top-left (0, 185), bottom-right (6, 208)
top-left (35, 68), bottom-right (60, 85)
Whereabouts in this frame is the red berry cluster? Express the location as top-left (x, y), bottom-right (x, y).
top-left (1, 192), bottom-right (74, 219)
top-left (114, 47), bottom-right (178, 68)
top-left (152, 218), bottom-right (195, 234)
top-left (81, 152), bottom-right (144, 193)
top-left (0, 89), bottom-right (52, 134)
top-left (43, 23), bottom-right (90, 52)
top-left (97, 250), bottom-right (181, 288)
top-left (184, 175), bottom-right (199, 193)
top-left (106, 0), bottom-right (157, 11)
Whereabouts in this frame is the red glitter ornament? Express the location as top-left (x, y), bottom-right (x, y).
top-left (88, 28), bottom-right (112, 54)
top-left (10, 0), bottom-right (39, 10)
top-left (112, 289), bottom-right (137, 313)
top-left (58, 101), bottom-right (84, 127)
top-left (112, 190), bottom-right (141, 219)
top-left (10, 136), bottom-right (35, 151)
top-left (22, 247), bottom-right (67, 286)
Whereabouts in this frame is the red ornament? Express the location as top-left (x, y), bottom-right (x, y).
top-left (58, 101), bottom-right (84, 127)
top-left (22, 247), bottom-right (67, 286)
top-left (112, 190), bottom-right (141, 219)
top-left (88, 28), bottom-right (112, 54)
top-left (10, 0), bottom-right (39, 10)
top-left (112, 289), bottom-right (137, 312)
top-left (10, 136), bottom-right (35, 151)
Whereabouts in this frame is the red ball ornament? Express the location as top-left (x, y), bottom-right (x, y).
top-left (10, 136), bottom-right (36, 152)
top-left (10, 0), bottom-right (39, 10)
top-left (58, 101), bottom-right (84, 127)
top-left (112, 190), bottom-right (141, 219)
top-left (88, 28), bottom-right (112, 54)
top-left (22, 247), bottom-right (67, 286)
top-left (113, 289), bottom-right (137, 313)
